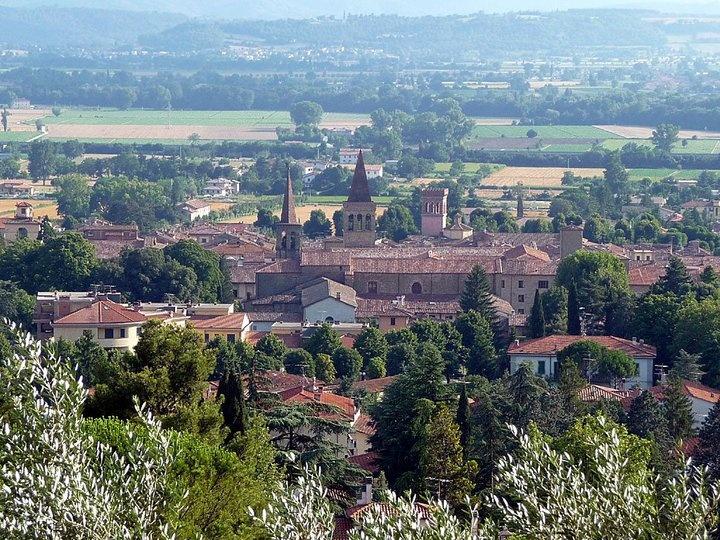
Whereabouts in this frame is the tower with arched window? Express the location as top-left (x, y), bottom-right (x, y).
top-left (275, 168), bottom-right (303, 259)
top-left (420, 187), bottom-right (448, 237)
top-left (343, 150), bottom-right (377, 248)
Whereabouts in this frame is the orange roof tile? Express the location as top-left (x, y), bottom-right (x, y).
top-left (191, 313), bottom-right (248, 330)
top-left (508, 335), bottom-right (656, 357)
top-left (53, 300), bottom-right (146, 325)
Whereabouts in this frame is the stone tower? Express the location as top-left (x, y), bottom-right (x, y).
top-left (343, 150), bottom-right (377, 248)
top-left (560, 224), bottom-right (583, 259)
top-left (420, 187), bottom-right (448, 237)
top-left (275, 168), bottom-right (302, 259)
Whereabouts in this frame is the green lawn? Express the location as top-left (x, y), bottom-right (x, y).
top-left (468, 125), bottom-right (614, 139)
top-left (41, 109), bottom-right (368, 127)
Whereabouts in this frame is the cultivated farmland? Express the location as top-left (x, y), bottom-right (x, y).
top-left (482, 167), bottom-right (605, 188)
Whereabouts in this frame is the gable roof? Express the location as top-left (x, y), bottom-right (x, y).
top-left (502, 243), bottom-right (551, 262)
top-left (508, 335), bottom-right (656, 357)
top-left (301, 277), bottom-right (357, 308)
top-left (53, 300), bottom-right (146, 326)
top-left (191, 313), bottom-right (249, 331)
top-left (347, 150), bottom-right (372, 203)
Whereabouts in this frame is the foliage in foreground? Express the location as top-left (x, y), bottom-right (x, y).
top-left (0, 324), bottom-right (175, 539)
top-left (259, 416), bottom-right (720, 540)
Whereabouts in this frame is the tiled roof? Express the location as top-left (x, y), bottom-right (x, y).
top-left (350, 375), bottom-right (398, 394)
top-left (301, 277), bottom-right (357, 308)
top-left (250, 370), bottom-right (311, 393)
top-left (191, 313), bottom-right (248, 330)
top-left (578, 384), bottom-right (632, 402)
top-left (54, 300), bottom-right (146, 325)
top-left (508, 335), bottom-right (656, 357)
top-left (256, 258), bottom-right (302, 274)
top-left (281, 386), bottom-right (357, 419)
top-left (350, 252), bottom-right (499, 274)
top-left (500, 258), bottom-right (558, 276)
top-left (628, 264), bottom-right (669, 286)
top-left (682, 379), bottom-right (720, 403)
top-left (502, 244), bottom-right (551, 262)
top-left (181, 199), bottom-right (211, 211)
top-left (354, 413), bottom-right (376, 435)
top-left (348, 451), bottom-right (380, 474)
top-left (246, 311), bottom-right (302, 323)
top-left (88, 239), bottom-right (145, 260)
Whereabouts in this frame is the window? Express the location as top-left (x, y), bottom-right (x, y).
top-left (501, 279), bottom-right (505, 288)
top-left (518, 294), bottom-right (525, 303)
top-left (539, 280), bottom-right (549, 289)
top-left (517, 308), bottom-right (525, 315)
top-left (348, 214), bottom-right (354, 231)
top-left (103, 328), bottom-right (113, 339)
top-left (368, 281), bottom-right (378, 294)
top-left (204, 333), bottom-right (210, 342)
top-left (538, 360), bottom-right (546, 376)
top-left (246, 292), bottom-right (251, 300)
top-left (365, 214), bottom-right (372, 230)
top-left (233, 289), bottom-right (238, 298)
top-left (227, 334), bottom-right (236, 343)
top-left (390, 317), bottom-right (396, 326)
top-left (411, 282), bottom-right (423, 295)
top-left (356, 214), bottom-right (363, 229)
top-left (119, 328), bottom-right (126, 339)
top-left (518, 280), bottom-right (524, 289)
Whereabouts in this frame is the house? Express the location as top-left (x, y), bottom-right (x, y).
top-left (34, 289), bottom-right (124, 340)
top-left (192, 313), bottom-right (250, 344)
top-left (508, 335), bottom-right (656, 390)
top-left (364, 164), bottom-right (383, 179)
top-left (78, 220), bottom-right (145, 259)
top-left (1, 202), bottom-right (41, 242)
top-left (682, 199), bottom-right (720, 221)
top-left (339, 148), bottom-right (369, 165)
top-left (301, 277), bottom-right (358, 323)
top-left (0, 181), bottom-right (35, 196)
top-left (246, 311), bottom-right (303, 333)
top-left (630, 379), bottom-right (720, 429)
top-left (179, 199), bottom-right (212, 222)
top-left (52, 299), bottom-right (187, 352)
top-left (10, 98), bottom-right (30, 109)
top-left (203, 177), bottom-right (241, 198)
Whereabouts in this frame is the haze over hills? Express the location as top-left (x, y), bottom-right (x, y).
top-left (2, 0), bottom-right (720, 18)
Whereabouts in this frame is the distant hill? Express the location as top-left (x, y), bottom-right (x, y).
top-left (4, 0), bottom-right (715, 19)
top-left (0, 5), bottom-right (185, 48)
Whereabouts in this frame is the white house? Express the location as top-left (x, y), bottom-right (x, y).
top-left (203, 178), bottom-right (241, 198)
top-left (648, 379), bottom-right (720, 429)
top-left (179, 199), bottom-right (212, 221)
top-left (508, 335), bottom-right (656, 390)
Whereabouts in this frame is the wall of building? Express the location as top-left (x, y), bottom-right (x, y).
top-left (304, 297), bottom-right (356, 324)
top-left (53, 324), bottom-right (141, 351)
top-left (492, 274), bottom-right (554, 315)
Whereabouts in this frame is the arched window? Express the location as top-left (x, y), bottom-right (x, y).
top-left (425, 202), bottom-right (430, 213)
top-left (348, 214), bottom-right (354, 231)
top-left (17, 227), bottom-right (28, 239)
top-left (411, 282), bottom-right (423, 295)
top-left (356, 214), bottom-right (363, 230)
top-left (325, 316), bottom-right (334, 323)
top-left (365, 214), bottom-right (372, 230)
top-left (368, 281), bottom-right (378, 294)
top-left (290, 232), bottom-right (296, 250)
top-left (280, 232), bottom-right (287, 249)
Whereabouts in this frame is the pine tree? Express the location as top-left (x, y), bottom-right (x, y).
top-left (627, 390), bottom-right (669, 440)
top-left (651, 256), bottom-right (694, 297)
top-left (664, 378), bottom-right (694, 441)
top-left (456, 384), bottom-right (471, 458)
top-left (509, 363), bottom-right (546, 427)
top-left (567, 280), bottom-right (581, 335)
top-left (528, 289), bottom-right (546, 338)
top-left (459, 264), bottom-right (496, 322)
top-left (697, 400), bottom-right (720, 480)
top-left (670, 349), bottom-right (705, 382)
top-left (218, 369), bottom-right (248, 438)
top-left (700, 265), bottom-right (719, 286)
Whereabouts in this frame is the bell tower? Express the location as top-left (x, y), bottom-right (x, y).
top-left (343, 150), bottom-right (377, 248)
top-left (275, 167), bottom-right (302, 259)
top-left (420, 188), bottom-right (448, 237)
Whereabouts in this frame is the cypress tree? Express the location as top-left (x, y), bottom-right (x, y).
top-left (460, 264), bottom-right (495, 322)
top-left (567, 280), bottom-right (581, 335)
top-left (528, 289), bottom-right (546, 338)
top-left (664, 378), bottom-right (694, 441)
top-left (218, 369), bottom-right (248, 438)
top-left (651, 256), bottom-right (694, 297)
top-left (456, 384), bottom-right (471, 458)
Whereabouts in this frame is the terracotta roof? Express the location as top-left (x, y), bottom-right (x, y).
top-left (250, 370), bottom-right (312, 393)
top-left (281, 386), bottom-right (357, 419)
top-left (351, 252), bottom-right (499, 275)
top-left (348, 451), bottom-right (380, 474)
top-left (354, 413), bottom-right (376, 436)
top-left (191, 313), bottom-right (248, 330)
top-left (256, 258), bottom-right (302, 274)
top-left (347, 150), bottom-right (371, 203)
top-left (15, 201), bottom-right (33, 208)
top-left (181, 199), bottom-right (211, 211)
top-left (508, 335), bottom-right (656, 357)
top-left (88, 239), bottom-right (145, 260)
top-left (280, 167), bottom-right (298, 224)
top-left (682, 379), bottom-right (720, 403)
top-left (246, 311), bottom-right (302, 323)
top-left (502, 243), bottom-right (551, 262)
top-left (53, 300), bottom-right (146, 325)
top-left (351, 375), bottom-right (398, 393)
top-left (578, 384), bottom-right (632, 402)
top-left (628, 264), bottom-right (669, 287)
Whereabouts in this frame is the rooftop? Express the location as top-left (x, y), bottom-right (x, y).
top-left (53, 300), bottom-right (146, 326)
top-left (508, 335), bottom-right (656, 357)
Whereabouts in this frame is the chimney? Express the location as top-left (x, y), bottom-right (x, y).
top-left (632, 336), bottom-right (637, 343)
top-left (356, 476), bottom-right (373, 506)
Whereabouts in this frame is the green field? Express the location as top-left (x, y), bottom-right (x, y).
top-left (628, 168), bottom-right (719, 180)
top-left (468, 125), bottom-right (614, 139)
top-left (41, 109), bottom-right (368, 127)
top-left (0, 131), bottom-right (39, 142)
top-left (434, 162), bottom-right (504, 174)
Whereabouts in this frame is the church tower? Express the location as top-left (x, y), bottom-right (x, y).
top-left (343, 150), bottom-right (377, 248)
top-left (275, 168), bottom-right (302, 259)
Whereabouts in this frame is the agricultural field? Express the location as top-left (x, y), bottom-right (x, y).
top-left (0, 131), bottom-right (41, 143)
top-left (434, 162), bottom-right (504, 174)
top-left (468, 125), bottom-right (614, 139)
top-left (34, 108), bottom-right (369, 143)
top-left (628, 168), bottom-right (720, 180)
top-left (0, 199), bottom-right (59, 218)
top-left (229, 202), bottom-right (388, 225)
top-left (481, 167), bottom-right (605, 188)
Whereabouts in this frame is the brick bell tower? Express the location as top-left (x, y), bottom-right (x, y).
top-left (275, 167), bottom-right (303, 259)
top-left (343, 150), bottom-right (377, 248)
top-left (420, 187), bottom-right (448, 237)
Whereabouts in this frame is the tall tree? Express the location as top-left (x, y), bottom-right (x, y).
top-left (652, 123), bottom-right (680, 153)
top-left (283, 349), bottom-right (315, 377)
top-left (664, 377), bottom-right (694, 441)
top-left (353, 327), bottom-right (388, 365)
top-left (670, 350), bottom-right (705, 382)
top-left (567, 280), bottom-right (581, 335)
top-left (527, 289), bottom-right (546, 338)
top-left (218, 368), bottom-right (248, 438)
top-left (459, 264), bottom-right (496, 322)
top-left (456, 384), bottom-right (471, 458)
top-left (302, 210), bottom-right (333, 239)
top-left (696, 400), bottom-right (720, 480)
top-left (305, 323), bottom-right (342, 357)
top-left (651, 256), bottom-right (694, 297)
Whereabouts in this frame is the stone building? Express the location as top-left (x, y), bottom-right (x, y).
top-left (0, 202), bottom-right (41, 242)
top-left (342, 150), bottom-right (377, 248)
top-left (275, 168), bottom-right (303, 260)
top-left (420, 187), bottom-right (448, 237)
